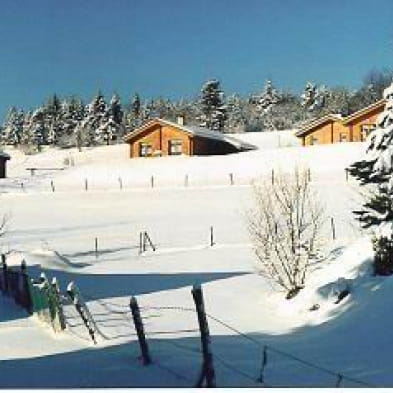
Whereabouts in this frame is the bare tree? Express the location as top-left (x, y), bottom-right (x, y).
top-left (247, 168), bottom-right (325, 299)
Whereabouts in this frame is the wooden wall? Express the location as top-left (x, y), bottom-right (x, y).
top-left (0, 158), bottom-right (7, 178)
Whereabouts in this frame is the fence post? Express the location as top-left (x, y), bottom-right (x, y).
top-left (118, 177), bottom-right (123, 190)
top-left (331, 217), bottom-right (336, 240)
top-left (1, 254), bottom-right (8, 294)
top-left (210, 226), bottom-right (215, 247)
top-left (151, 176), bottom-right (154, 188)
top-left (229, 173), bottom-right (234, 186)
top-left (67, 282), bottom-right (97, 344)
top-left (130, 296), bottom-right (151, 365)
top-left (345, 169), bottom-right (349, 182)
top-left (271, 169), bottom-right (274, 185)
top-left (50, 180), bottom-right (55, 192)
top-left (85, 178), bottom-right (88, 191)
top-left (95, 237), bottom-right (98, 259)
top-left (21, 182), bottom-right (25, 192)
top-left (191, 285), bottom-right (216, 388)
top-left (143, 232), bottom-right (156, 252)
top-left (308, 168), bottom-right (311, 182)
top-left (185, 174), bottom-right (189, 187)
top-left (51, 277), bottom-right (66, 331)
top-left (139, 232), bottom-right (143, 255)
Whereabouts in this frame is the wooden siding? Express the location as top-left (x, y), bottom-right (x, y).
top-left (301, 104), bottom-right (384, 146)
top-left (129, 124), bottom-right (192, 157)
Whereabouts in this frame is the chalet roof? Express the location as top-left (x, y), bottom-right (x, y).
top-left (123, 118), bottom-right (257, 151)
top-left (341, 99), bottom-right (386, 125)
top-left (0, 151), bottom-right (10, 160)
top-left (295, 99), bottom-right (387, 138)
top-left (295, 114), bottom-right (343, 137)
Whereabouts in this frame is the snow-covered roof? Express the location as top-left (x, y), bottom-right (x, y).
top-left (0, 151), bottom-right (10, 160)
top-left (124, 118), bottom-right (257, 151)
top-left (296, 99), bottom-right (387, 138)
top-left (341, 99), bottom-right (386, 125)
top-left (295, 114), bottom-right (343, 137)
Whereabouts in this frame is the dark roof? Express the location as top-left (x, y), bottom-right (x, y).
top-left (123, 118), bottom-right (257, 151)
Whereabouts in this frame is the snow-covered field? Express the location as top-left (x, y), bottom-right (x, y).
top-left (0, 131), bottom-right (389, 388)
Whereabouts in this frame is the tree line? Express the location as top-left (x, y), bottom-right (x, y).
top-left (0, 68), bottom-right (391, 152)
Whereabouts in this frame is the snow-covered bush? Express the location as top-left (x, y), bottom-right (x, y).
top-left (247, 168), bottom-right (325, 299)
top-left (348, 82), bottom-right (393, 275)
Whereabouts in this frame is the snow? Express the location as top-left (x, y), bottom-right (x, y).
top-left (0, 131), bottom-right (389, 388)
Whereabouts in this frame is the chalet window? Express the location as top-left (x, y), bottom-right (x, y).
top-left (309, 136), bottom-right (319, 145)
top-left (169, 139), bottom-right (183, 155)
top-left (139, 143), bottom-right (152, 157)
top-left (360, 124), bottom-right (376, 141)
top-left (339, 133), bottom-right (348, 142)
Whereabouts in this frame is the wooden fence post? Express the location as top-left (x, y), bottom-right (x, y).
top-left (345, 169), bottom-right (349, 182)
top-left (143, 232), bottom-right (156, 252)
top-left (139, 232), bottom-right (143, 255)
top-left (50, 180), bottom-right (55, 192)
top-left (85, 178), bottom-right (88, 191)
top-left (118, 177), bottom-right (123, 190)
top-left (67, 282), bottom-right (97, 344)
top-left (95, 237), bottom-right (98, 259)
top-left (21, 182), bottom-right (25, 192)
top-left (191, 285), bottom-right (216, 388)
top-left (229, 173), bottom-right (234, 186)
top-left (1, 254), bottom-right (8, 294)
top-left (210, 226), bottom-right (215, 247)
top-left (185, 174), bottom-right (189, 187)
top-left (151, 176), bottom-right (154, 188)
top-left (271, 169), bottom-right (274, 185)
top-left (308, 168), bottom-right (311, 182)
top-left (331, 217), bottom-right (336, 240)
top-left (130, 296), bottom-right (151, 365)
top-left (51, 277), bottom-right (66, 331)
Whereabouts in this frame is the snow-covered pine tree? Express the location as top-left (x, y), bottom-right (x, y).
top-left (225, 94), bottom-right (245, 133)
top-left (82, 92), bottom-right (108, 145)
top-left (256, 80), bottom-right (280, 113)
top-left (348, 82), bottom-right (393, 274)
top-left (255, 80), bottom-right (281, 130)
top-left (198, 79), bottom-right (227, 132)
top-left (45, 94), bottom-right (62, 145)
top-left (99, 94), bottom-right (124, 145)
top-left (1, 107), bottom-right (24, 145)
top-left (301, 82), bottom-right (324, 112)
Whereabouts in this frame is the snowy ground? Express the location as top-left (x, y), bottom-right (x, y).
top-left (0, 131), bottom-right (389, 388)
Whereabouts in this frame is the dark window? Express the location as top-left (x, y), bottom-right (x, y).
top-left (169, 140), bottom-right (183, 155)
top-left (309, 136), bottom-right (318, 145)
top-left (139, 142), bottom-right (152, 157)
top-left (339, 133), bottom-right (348, 142)
top-left (360, 124), bottom-right (376, 141)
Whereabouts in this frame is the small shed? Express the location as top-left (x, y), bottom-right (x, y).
top-left (0, 152), bottom-right (10, 178)
top-left (123, 117), bottom-right (256, 158)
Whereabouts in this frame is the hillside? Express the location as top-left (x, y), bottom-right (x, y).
top-left (0, 132), bottom-right (390, 388)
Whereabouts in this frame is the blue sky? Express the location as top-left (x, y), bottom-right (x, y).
top-left (0, 0), bottom-right (391, 119)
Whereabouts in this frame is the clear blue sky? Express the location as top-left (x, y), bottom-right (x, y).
top-left (0, 0), bottom-right (392, 119)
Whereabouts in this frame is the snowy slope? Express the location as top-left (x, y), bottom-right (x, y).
top-left (1, 133), bottom-right (389, 388)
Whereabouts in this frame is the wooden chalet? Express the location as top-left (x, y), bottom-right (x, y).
top-left (123, 116), bottom-right (256, 158)
top-left (296, 99), bottom-right (386, 146)
top-left (0, 152), bottom-right (10, 178)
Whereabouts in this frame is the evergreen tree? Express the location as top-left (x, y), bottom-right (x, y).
top-left (225, 94), bottom-right (245, 132)
top-left (82, 92), bottom-right (108, 145)
top-left (348, 82), bottom-right (393, 274)
top-left (199, 79), bottom-right (227, 132)
top-left (1, 107), bottom-right (24, 145)
top-left (45, 94), bottom-right (62, 145)
top-left (255, 80), bottom-right (281, 130)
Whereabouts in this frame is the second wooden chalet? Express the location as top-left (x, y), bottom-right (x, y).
top-left (123, 117), bottom-right (256, 158)
top-left (296, 99), bottom-right (386, 146)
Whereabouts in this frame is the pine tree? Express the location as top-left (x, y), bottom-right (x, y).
top-left (225, 94), bottom-right (245, 133)
top-left (348, 82), bottom-right (393, 274)
top-left (82, 92), bottom-right (108, 145)
top-left (255, 80), bottom-right (281, 130)
top-left (45, 94), bottom-right (62, 145)
top-left (1, 107), bottom-right (24, 145)
top-left (199, 79), bottom-right (227, 132)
